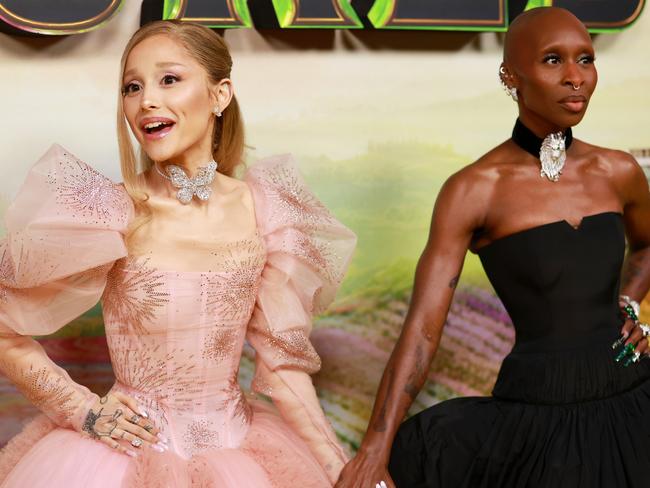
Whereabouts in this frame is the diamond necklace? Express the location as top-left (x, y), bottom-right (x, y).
top-left (155, 160), bottom-right (219, 204)
top-left (511, 119), bottom-right (573, 182)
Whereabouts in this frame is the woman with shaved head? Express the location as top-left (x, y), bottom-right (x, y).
top-left (336, 7), bottom-right (650, 488)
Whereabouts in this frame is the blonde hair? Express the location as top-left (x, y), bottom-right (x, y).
top-left (117, 20), bottom-right (245, 245)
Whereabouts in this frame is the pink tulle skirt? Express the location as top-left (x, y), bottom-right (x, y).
top-left (0, 402), bottom-right (331, 488)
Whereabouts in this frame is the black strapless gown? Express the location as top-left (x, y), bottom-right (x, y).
top-left (389, 212), bottom-right (650, 487)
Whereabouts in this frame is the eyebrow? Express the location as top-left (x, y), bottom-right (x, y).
top-left (123, 62), bottom-right (187, 79)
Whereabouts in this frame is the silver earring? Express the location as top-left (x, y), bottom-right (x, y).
top-left (499, 67), bottom-right (518, 102)
top-left (212, 106), bottom-right (222, 117)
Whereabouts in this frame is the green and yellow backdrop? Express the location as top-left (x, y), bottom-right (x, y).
top-left (1, 0), bottom-right (649, 452)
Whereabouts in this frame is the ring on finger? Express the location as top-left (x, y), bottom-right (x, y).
top-left (640, 323), bottom-right (650, 337)
top-left (131, 438), bottom-right (143, 448)
top-left (130, 414), bottom-right (140, 424)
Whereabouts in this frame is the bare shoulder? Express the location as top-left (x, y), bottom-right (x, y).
top-left (574, 140), bottom-right (646, 195)
top-left (435, 142), bottom-right (508, 228)
top-left (575, 140), bottom-right (642, 177)
top-left (446, 142), bottom-right (511, 194)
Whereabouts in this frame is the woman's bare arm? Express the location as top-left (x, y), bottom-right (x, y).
top-left (619, 155), bottom-right (650, 300)
top-left (613, 154), bottom-right (650, 351)
top-left (335, 167), bottom-right (489, 487)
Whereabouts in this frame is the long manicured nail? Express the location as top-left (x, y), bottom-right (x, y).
top-left (126, 450), bottom-right (138, 458)
top-left (139, 409), bottom-right (149, 418)
top-left (612, 334), bottom-right (627, 349)
top-left (624, 351), bottom-right (641, 367)
top-left (616, 343), bottom-right (635, 362)
top-left (151, 443), bottom-right (165, 453)
top-left (623, 351), bottom-right (641, 368)
top-left (157, 434), bottom-right (168, 444)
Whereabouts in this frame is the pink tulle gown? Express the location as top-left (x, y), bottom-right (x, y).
top-left (0, 145), bottom-right (356, 487)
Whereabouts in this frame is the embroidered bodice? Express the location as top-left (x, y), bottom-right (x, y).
top-left (0, 144), bottom-right (356, 467)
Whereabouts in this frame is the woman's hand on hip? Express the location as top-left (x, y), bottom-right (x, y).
top-left (80, 391), bottom-right (168, 457)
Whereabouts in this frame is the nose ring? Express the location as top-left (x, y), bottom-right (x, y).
top-left (572, 84), bottom-right (580, 91)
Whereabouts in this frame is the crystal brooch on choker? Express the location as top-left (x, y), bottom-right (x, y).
top-left (539, 132), bottom-right (567, 182)
top-left (511, 119), bottom-right (573, 183)
top-left (156, 161), bottom-right (218, 204)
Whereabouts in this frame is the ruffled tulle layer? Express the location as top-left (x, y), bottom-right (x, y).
top-left (0, 402), bottom-right (330, 488)
top-left (389, 377), bottom-right (650, 488)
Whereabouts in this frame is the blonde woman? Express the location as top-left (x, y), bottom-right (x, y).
top-left (0, 20), bottom-right (355, 487)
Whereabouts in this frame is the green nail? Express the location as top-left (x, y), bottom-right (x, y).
top-left (624, 351), bottom-right (641, 367)
top-left (616, 343), bottom-right (635, 362)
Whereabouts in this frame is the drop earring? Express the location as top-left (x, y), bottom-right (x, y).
top-left (499, 66), bottom-right (518, 102)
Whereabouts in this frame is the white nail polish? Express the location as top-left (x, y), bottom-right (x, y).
top-left (157, 434), bottom-right (168, 444)
top-left (139, 409), bottom-right (149, 418)
top-left (126, 450), bottom-right (137, 458)
top-left (151, 444), bottom-right (165, 453)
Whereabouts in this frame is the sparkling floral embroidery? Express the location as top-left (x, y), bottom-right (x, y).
top-left (263, 327), bottom-right (321, 372)
top-left (251, 374), bottom-right (273, 397)
top-left (48, 155), bottom-right (129, 227)
top-left (14, 365), bottom-right (78, 424)
top-left (183, 419), bottom-right (220, 455)
top-left (109, 336), bottom-right (207, 417)
top-left (0, 236), bottom-right (60, 293)
top-left (102, 257), bottom-right (169, 334)
top-left (202, 239), bottom-right (265, 321)
top-left (0, 243), bottom-right (12, 304)
top-left (290, 234), bottom-right (340, 284)
top-left (260, 164), bottom-right (333, 228)
top-left (218, 379), bottom-right (252, 426)
top-left (202, 327), bottom-right (239, 362)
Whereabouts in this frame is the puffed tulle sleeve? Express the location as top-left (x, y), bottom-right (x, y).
top-left (0, 144), bottom-right (132, 431)
top-left (244, 154), bottom-right (356, 483)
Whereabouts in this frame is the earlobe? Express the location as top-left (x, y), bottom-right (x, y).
top-left (215, 79), bottom-right (234, 112)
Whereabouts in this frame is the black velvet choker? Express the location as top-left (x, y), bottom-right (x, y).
top-left (511, 119), bottom-right (573, 159)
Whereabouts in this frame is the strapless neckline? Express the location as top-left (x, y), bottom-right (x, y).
top-left (475, 209), bottom-right (635, 403)
top-left (475, 211), bottom-right (623, 253)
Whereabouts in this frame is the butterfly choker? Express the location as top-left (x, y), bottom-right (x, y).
top-left (156, 160), bottom-right (218, 204)
top-left (511, 119), bottom-right (573, 182)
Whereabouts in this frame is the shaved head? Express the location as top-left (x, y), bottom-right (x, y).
top-left (504, 7), bottom-right (590, 64)
top-left (499, 6), bottom-right (597, 134)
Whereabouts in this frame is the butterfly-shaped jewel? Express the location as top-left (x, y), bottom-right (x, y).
top-left (164, 161), bottom-right (218, 204)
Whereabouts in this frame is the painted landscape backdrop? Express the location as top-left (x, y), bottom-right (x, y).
top-left (2, 143), bottom-right (650, 452)
top-left (1, 0), bottom-right (650, 454)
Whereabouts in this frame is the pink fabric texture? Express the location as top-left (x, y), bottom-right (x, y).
top-left (0, 146), bottom-right (356, 487)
